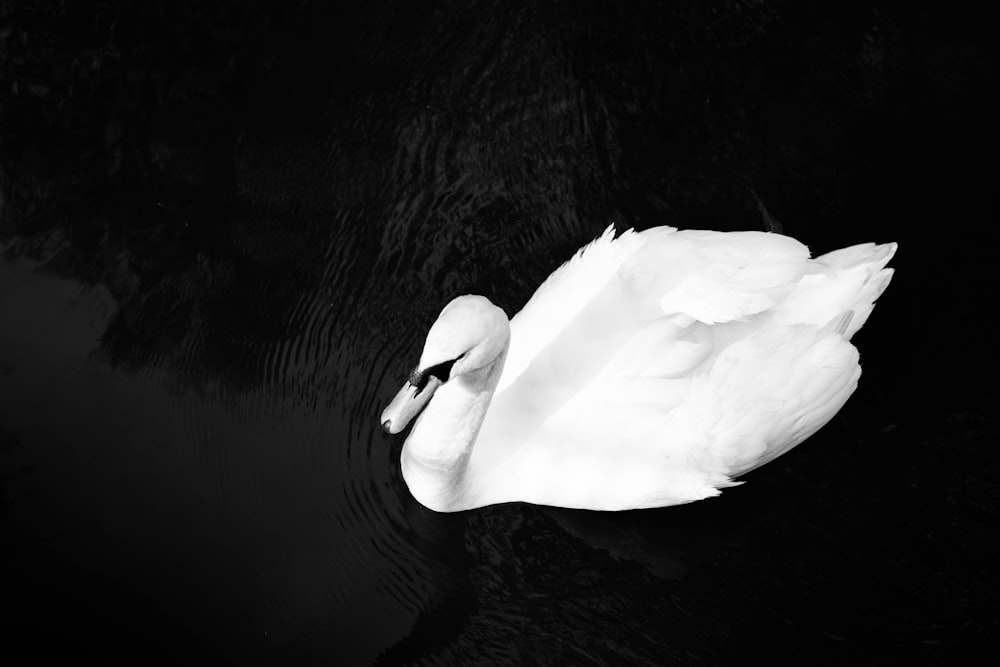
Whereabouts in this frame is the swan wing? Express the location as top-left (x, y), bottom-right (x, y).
top-left (507, 322), bottom-right (860, 510)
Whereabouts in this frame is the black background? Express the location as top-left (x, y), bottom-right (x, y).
top-left (1, 1), bottom-right (997, 664)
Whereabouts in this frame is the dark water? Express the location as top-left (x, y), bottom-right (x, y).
top-left (1, 1), bottom-right (997, 664)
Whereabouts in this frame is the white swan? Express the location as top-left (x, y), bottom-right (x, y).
top-left (381, 225), bottom-right (896, 512)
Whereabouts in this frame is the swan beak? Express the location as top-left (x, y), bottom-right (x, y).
top-left (381, 375), bottom-right (443, 434)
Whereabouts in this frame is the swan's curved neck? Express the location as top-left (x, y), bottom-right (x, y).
top-left (401, 348), bottom-right (507, 511)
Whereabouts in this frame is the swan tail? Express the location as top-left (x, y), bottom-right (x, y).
top-left (772, 241), bottom-right (897, 340)
top-left (823, 242), bottom-right (896, 339)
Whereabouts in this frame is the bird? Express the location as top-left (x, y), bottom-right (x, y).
top-left (381, 224), bottom-right (896, 512)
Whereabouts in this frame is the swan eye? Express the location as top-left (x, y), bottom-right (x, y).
top-left (427, 358), bottom-right (458, 382)
top-left (409, 357), bottom-right (458, 391)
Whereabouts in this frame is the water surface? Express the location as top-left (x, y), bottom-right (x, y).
top-left (2, 1), bottom-right (996, 663)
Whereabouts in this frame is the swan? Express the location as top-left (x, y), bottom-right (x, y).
top-left (381, 225), bottom-right (896, 512)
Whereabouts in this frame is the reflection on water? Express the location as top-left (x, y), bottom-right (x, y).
top-left (1, 0), bottom-right (994, 663)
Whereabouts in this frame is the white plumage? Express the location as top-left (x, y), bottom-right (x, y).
top-left (381, 225), bottom-right (896, 512)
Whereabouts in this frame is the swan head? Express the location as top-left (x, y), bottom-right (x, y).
top-left (381, 295), bottom-right (509, 435)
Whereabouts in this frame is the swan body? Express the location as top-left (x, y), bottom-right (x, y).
top-left (381, 225), bottom-right (896, 512)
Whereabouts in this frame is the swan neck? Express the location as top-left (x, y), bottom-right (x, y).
top-left (401, 345), bottom-right (507, 511)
